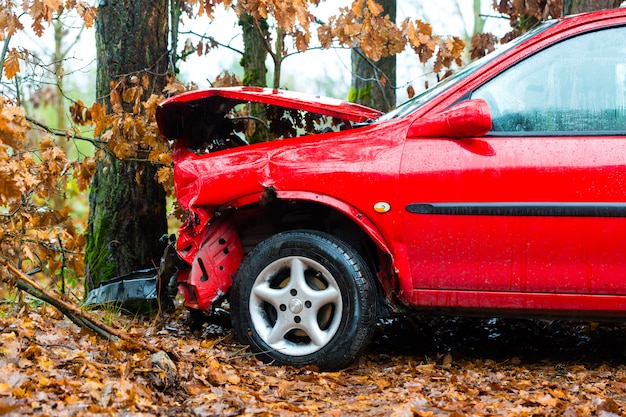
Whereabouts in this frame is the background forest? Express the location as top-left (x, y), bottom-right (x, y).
top-left (1, 0), bottom-right (626, 416)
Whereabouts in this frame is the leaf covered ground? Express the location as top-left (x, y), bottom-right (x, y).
top-left (1, 300), bottom-right (626, 417)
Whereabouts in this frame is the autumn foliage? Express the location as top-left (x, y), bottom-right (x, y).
top-left (0, 1), bottom-right (98, 291)
top-left (2, 304), bottom-right (626, 415)
top-left (0, 1), bottom-right (96, 78)
top-left (70, 76), bottom-right (178, 193)
top-left (183, 0), bottom-right (466, 76)
top-left (0, 97), bottom-right (88, 288)
top-left (492, 0), bottom-right (563, 41)
top-left (319, 2), bottom-right (465, 73)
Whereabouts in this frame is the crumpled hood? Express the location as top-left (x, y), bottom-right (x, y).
top-left (156, 86), bottom-right (382, 140)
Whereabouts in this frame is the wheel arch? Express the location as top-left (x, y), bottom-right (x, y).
top-left (230, 190), bottom-right (396, 309)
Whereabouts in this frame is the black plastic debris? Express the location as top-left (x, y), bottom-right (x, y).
top-left (84, 240), bottom-right (181, 313)
top-left (84, 268), bottom-right (158, 308)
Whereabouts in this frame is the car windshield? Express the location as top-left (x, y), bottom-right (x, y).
top-left (377, 20), bottom-right (556, 122)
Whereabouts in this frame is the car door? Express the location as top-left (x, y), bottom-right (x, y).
top-left (400, 25), bottom-right (626, 297)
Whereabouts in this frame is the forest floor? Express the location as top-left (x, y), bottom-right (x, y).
top-left (2, 297), bottom-right (626, 416)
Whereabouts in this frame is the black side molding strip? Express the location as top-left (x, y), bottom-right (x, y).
top-left (406, 203), bottom-right (626, 217)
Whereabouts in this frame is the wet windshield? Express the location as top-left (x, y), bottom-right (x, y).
top-left (377, 20), bottom-right (556, 122)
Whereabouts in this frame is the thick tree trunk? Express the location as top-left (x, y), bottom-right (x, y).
top-left (86, 0), bottom-right (169, 292)
top-left (239, 14), bottom-right (268, 88)
top-left (564, 0), bottom-right (622, 14)
top-left (350, 0), bottom-right (396, 112)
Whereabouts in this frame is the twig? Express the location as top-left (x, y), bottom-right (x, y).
top-left (25, 115), bottom-right (103, 146)
top-left (23, 334), bottom-right (75, 351)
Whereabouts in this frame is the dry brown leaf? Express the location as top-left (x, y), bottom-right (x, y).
top-left (3, 48), bottom-right (20, 80)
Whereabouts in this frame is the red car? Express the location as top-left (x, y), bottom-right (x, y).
top-left (156, 8), bottom-right (626, 370)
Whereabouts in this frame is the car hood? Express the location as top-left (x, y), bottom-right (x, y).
top-left (156, 86), bottom-right (382, 140)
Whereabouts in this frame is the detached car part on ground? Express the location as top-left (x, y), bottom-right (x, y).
top-left (156, 8), bottom-right (626, 370)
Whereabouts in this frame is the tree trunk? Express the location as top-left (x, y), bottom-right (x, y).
top-left (564, 0), bottom-right (622, 14)
top-left (472, 0), bottom-right (486, 37)
top-left (86, 0), bottom-right (169, 292)
top-left (239, 14), bottom-right (270, 143)
top-left (350, 0), bottom-right (396, 112)
top-left (272, 27), bottom-right (284, 89)
top-left (239, 14), bottom-right (268, 87)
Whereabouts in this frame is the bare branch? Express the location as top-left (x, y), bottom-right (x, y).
top-left (178, 29), bottom-right (244, 56)
top-left (25, 115), bottom-right (103, 146)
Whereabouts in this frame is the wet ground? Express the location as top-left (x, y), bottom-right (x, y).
top-left (370, 315), bottom-right (626, 366)
top-left (198, 308), bottom-right (626, 367)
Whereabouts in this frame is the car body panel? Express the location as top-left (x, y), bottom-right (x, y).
top-left (175, 214), bottom-right (243, 311)
top-left (400, 136), bottom-right (626, 297)
top-left (156, 7), bottom-right (626, 317)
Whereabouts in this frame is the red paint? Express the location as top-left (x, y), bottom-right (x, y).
top-left (176, 215), bottom-right (243, 311)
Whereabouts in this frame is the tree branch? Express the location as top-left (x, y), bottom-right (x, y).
top-left (178, 29), bottom-right (244, 56)
top-left (0, 35), bottom-right (11, 83)
top-left (25, 115), bottom-right (103, 146)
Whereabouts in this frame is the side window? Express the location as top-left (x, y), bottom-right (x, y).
top-left (473, 26), bottom-right (626, 134)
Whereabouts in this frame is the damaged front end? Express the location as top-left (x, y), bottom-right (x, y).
top-left (174, 207), bottom-right (243, 312)
top-left (154, 87), bottom-right (381, 315)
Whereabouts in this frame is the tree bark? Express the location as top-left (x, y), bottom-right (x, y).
top-left (564, 0), bottom-right (622, 14)
top-left (350, 0), bottom-right (396, 112)
top-left (86, 0), bottom-right (169, 292)
top-left (239, 14), bottom-right (270, 143)
top-left (239, 14), bottom-right (268, 88)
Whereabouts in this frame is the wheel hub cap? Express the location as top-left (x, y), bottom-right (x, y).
top-left (288, 298), bottom-right (303, 314)
top-left (249, 256), bottom-right (343, 356)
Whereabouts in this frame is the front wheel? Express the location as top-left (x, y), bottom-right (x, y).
top-left (230, 230), bottom-right (378, 370)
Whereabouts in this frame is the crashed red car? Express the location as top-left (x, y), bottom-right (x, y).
top-left (156, 8), bottom-right (626, 370)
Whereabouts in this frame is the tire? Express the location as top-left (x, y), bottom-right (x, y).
top-left (230, 230), bottom-right (378, 370)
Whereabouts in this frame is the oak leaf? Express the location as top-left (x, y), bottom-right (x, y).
top-left (471, 32), bottom-right (498, 60)
top-left (3, 48), bottom-right (20, 80)
top-left (0, 9), bottom-right (24, 40)
top-left (367, 0), bottom-right (383, 16)
top-left (75, 1), bottom-right (97, 28)
top-left (156, 166), bottom-right (172, 187)
top-left (69, 100), bottom-right (85, 125)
